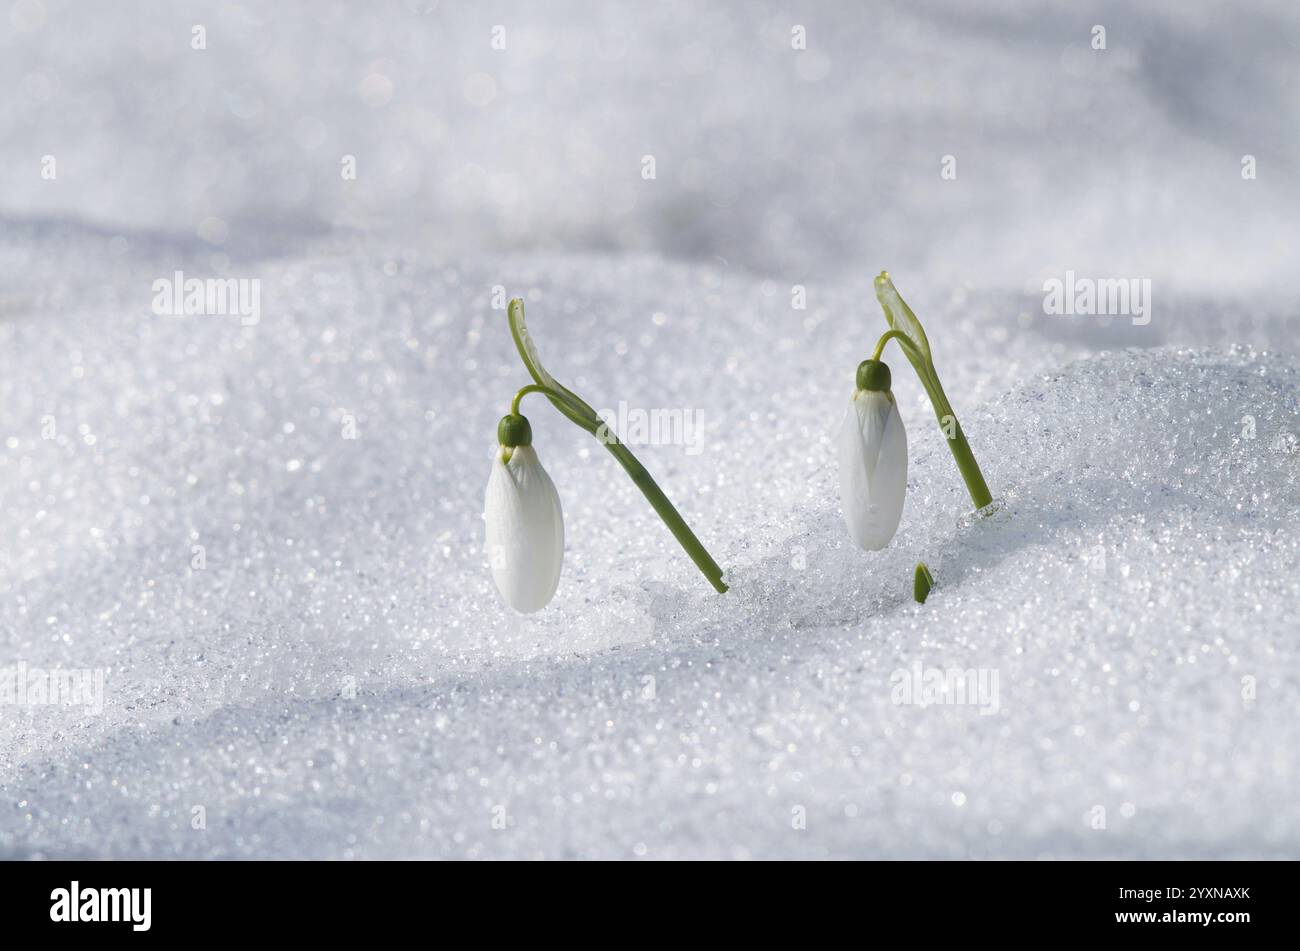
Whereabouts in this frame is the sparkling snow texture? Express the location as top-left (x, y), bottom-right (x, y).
top-left (1, 1), bottom-right (1297, 858)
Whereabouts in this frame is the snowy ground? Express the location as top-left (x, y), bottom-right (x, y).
top-left (1, 1), bottom-right (1298, 858)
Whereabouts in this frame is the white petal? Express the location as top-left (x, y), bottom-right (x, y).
top-left (837, 390), bottom-right (908, 551)
top-left (484, 445), bottom-right (565, 612)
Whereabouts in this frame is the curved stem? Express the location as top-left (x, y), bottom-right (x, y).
top-left (871, 329), bottom-right (928, 366)
top-left (511, 383), bottom-right (570, 417)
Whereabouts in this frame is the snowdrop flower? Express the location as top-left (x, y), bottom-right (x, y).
top-left (837, 358), bottom-right (908, 550)
top-left (480, 298), bottom-right (728, 613)
top-left (849, 271), bottom-right (995, 601)
top-left (484, 413), bottom-right (565, 613)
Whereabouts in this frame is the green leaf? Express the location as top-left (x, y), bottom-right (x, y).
top-left (913, 562), bottom-right (935, 603)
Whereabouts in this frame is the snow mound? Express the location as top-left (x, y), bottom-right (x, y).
top-left (2, 233), bottom-right (1296, 857)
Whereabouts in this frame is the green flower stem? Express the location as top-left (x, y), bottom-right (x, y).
top-left (938, 407), bottom-right (993, 511)
top-left (506, 299), bottom-right (728, 594)
top-left (511, 383), bottom-right (561, 417)
top-left (870, 329), bottom-right (917, 364)
top-left (871, 274), bottom-right (993, 511)
top-left (601, 440), bottom-right (729, 594)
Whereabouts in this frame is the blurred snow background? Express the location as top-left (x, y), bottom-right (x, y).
top-left (0, 0), bottom-right (1297, 858)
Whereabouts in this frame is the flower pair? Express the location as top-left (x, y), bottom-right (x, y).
top-left (486, 274), bottom-right (991, 612)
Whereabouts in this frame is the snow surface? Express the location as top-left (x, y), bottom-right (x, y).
top-left (1, 1), bottom-right (1298, 858)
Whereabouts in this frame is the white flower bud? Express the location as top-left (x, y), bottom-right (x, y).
top-left (837, 388), bottom-right (908, 551)
top-left (484, 444), bottom-right (565, 612)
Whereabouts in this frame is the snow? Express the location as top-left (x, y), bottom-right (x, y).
top-left (1, 1), bottom-right (1298, 858)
